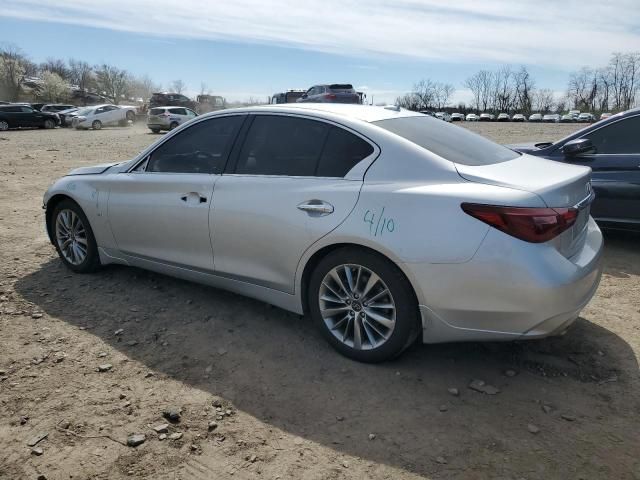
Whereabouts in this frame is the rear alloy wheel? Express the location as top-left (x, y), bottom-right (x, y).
top-left (92, 120), bottom-right (102, 130)
top-left (52, 200), bottom-right (100, 273)
top-left (44, 119), bottom-right (55, 129)
top-left (169, 121), bottom-right (179, 130)
top-left (0, 120), bottom-right (8, 131)
top-left (309, 248), bottom-right (420, 362)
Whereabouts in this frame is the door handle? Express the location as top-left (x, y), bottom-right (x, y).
top-left (180, 192), bottom-right (207, 204)
top-left (297, 200), bottom-right (334, 215)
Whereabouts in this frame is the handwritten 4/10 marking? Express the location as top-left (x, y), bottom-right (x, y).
top-left (364, 207), bottom-right (395, 237)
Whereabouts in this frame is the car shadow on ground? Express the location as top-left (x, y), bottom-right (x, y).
top-left (602, 230), bottom-right (640, 278)
top-left (15, 254), bottom-right (639, 477)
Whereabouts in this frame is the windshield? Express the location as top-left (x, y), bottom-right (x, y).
top-left (373, 116), bottom-right (520, 166)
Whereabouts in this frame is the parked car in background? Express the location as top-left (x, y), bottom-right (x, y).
top-left (543, 114), bottom-right (561, 123)
top-left (497, 113), bottom-right (510, 122)
top-left (43, 103), bottom-right (603, 362)
top-left (147, 106), bottom-right (198, 133)
top-left (71, 104), bottom-right (137, 130)
top-left (529, 113), bottom-right (543, 122)
top-left (509, 108), bottom-right (640, 231)
top-left (0, 104), bottom-right (59, 130)
top-left (57, 107), bottom-right (79, 127)
top-left (419, 110), bottom-right (436, 117)
top-left (450, 112), bottom-right (465, 121)
top-left (297, 84), bottom-right (361, 104)
top-left (569, 110), bottom-right (581, 119)
top-left (599, 112), bottom-right (612, 121)
top-left (196, 95), bottom-right (226, 114)
top-left (41, 104), bottom-right (75, 113)
top-left (479, 113), bottom-right (495, 121)
top-left (578, 113), bottom-right (595, 123)
top-left (561, 114), bottom-right (575, 123)
top-left (150, 92), bottom-right (197, 110)
top-left (466, 113), bottom-right (479, 121)
top-left (30, 103), bottom-right (46, 111)
top-left (435, 112), bottom-right (452, 122)
top-left (512, 113), bottom-right (526, 122)
top-left (271, 90), bottom-right (306, 104)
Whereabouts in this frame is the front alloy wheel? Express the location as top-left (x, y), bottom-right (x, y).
top-left (52, 200), bottom-right (100, 273)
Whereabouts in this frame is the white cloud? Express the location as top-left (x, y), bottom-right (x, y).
top-left (2, 0), bottom-right (638, 67)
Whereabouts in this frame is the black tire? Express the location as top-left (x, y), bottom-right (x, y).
top-left (0, 119), bottom-right (9, 131)
top-left (92, 120), bottom-right (102, 130)
top-left (126, 110), bottom-right (135, 123)
top-left (150, 128), bottom-right (160, 134)
top-left (308, 247), bottom-right (420, 363)
top-left (51, 199), bottom-right (101, 273)
top-left (169, 121), bottom-right (179, 130)
top-left (44, 119), bottom-right (56, 129)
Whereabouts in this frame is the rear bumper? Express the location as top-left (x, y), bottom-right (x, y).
top-left (407, 217), bottom-right (603, 343)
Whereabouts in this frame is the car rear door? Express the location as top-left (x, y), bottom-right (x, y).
top-left (551, 114), bottom-right (640, 225)
top-left (210, 113), bottom-right (377, 293)
top-left (107, 115), bottom-right (245, 269)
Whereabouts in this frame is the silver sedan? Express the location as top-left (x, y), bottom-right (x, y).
top-left (43, 104), bottom-right (603, 362)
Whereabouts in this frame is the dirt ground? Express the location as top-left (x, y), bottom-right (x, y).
top-left (1, 121), bottom-right (639, 480)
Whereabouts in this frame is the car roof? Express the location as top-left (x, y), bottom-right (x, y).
top-left (207, 103), bottom-right (422, 123)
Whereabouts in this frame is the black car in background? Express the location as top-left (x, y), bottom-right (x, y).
top-left (0, 104), bottom-right (59, 130)
top-left (149, 92), bottom-right (198, 110)
top-left (510, 108), bottom-right (640, 231)
top-left (297, 84), bottom-right (361, 104)
top-left (271, 90), bottom-right (306, 104)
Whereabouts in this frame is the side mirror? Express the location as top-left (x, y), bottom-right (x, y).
top-left (562, 138), bottom-right (595, 157)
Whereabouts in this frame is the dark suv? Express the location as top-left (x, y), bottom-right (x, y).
top-left (150, 92), bottom-right (197, 110)
top-left (509, 108), bottom-right (640, 231)
top-left (297, 84), bottom-right (361, 104)
top-left (0, 104), bottom-right (59, 130)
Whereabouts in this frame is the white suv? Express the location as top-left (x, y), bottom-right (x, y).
top-left (147, 106), bottom-right (198, 133)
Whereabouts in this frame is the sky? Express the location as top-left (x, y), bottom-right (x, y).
top-left (1, 0), bottom-right (639, 105)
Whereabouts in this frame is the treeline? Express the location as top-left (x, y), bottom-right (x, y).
top-left (0, 44), bottom-right (177, 104)
top-left (397, 51), bottom-right (640, 114)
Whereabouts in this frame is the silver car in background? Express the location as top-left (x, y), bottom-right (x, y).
top-left (43, 104), bottom-right (602, 362)
top-left (147, 106), bottom-right (198, 133)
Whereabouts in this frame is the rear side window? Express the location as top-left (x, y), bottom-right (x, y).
top-left (373, 116), bottom-right (519, 166)
top-left (146, 115), bottom-right (243, 174)
top-left (317, 127), bottom-right (374, 177)
top-left (584, 116), bottom-right (640, 154)
top-left (235, 116), bottom-right (328, 176)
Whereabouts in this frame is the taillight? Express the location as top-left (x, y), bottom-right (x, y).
top-left (324, 93), bottom-right (337, 100)
top-left (461, 203), bottom-right (578, 243)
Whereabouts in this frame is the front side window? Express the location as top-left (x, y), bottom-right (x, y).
top-left (584, 116), bottom-right (640, 154)
top-left (235, 116), bottom-right (328, 176)
top-left (145, 115), bottom-right (243, 174)
top-left (373, 115), bottom-right (519, 166)
top-left (20, 106), bottom-right (34, 113)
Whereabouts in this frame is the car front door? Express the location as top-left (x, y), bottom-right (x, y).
top-left (551, 114), bottom-right (640, 225)
top-left (210, 113), bottom-right (377, 293)
top-left (107, 115), bottom-right (245, 269)
top-left (19, 106), bottom-right (40, 127)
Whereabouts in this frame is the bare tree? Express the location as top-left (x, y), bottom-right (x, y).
top-left (40, 57), bottom-right (70, 80)
top-left (199, 82), bottom-right (211, 96)
top-left (395, 92), bottom-right (421, 110)
top-left (533, 88), bottom-right (555, 113)
top-left (433, 83), bottom-right (455, 109)
top-left (68, 59), bottom-right (93, 93)
top-left (171, 79), bottom-right (186, 94)
top-left (512, 66), bottom-right (535, 115)
top-left (129, 74), bottom-right (159, 101)
top-left (95, 64), bottom-right (131, 104)
top-left (464, 70), bottom-right (493, 112)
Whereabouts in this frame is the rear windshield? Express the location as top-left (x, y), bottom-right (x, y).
top-left (329, 84), bottom-right (355, 93)
top-left (149, 108), bottom-right (165, 115)
top-left (373, 116), bottom-right (519, 166)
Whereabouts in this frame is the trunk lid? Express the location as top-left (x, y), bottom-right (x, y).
top-left (455, 154), bottom-right (594, 258)
top-left (455, 154), bottom-right (592, 208)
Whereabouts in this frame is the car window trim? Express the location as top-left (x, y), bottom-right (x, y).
top-left (127, 113), bottom-right (249, 174)
top-left (224, 112), bottom-right (379, 179)
top-left (550, 113), bottom-right (640, 154)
